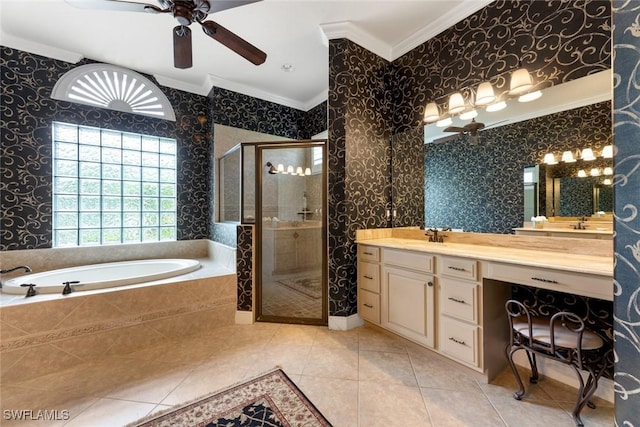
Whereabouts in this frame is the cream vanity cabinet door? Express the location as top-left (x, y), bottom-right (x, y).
top-left (437, 256), bottom-right (482, 369)
top-left (382, 249), bottom-right (435, 348)
top-left (357, 245), bottom-right (381, 324)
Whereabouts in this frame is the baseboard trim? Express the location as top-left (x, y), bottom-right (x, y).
top-left (328, 314), bottom-right (364, 331)
top-left (513, 351), bottom-right (614, 403)
top-left (235, 310), bottom-right (254, 325)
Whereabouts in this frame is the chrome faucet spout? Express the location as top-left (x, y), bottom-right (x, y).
top-left (0, 265), bottom-right (32, 288)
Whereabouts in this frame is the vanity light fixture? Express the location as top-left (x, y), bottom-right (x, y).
top-left (591, 168), bottom-right (601, 177)
top-left (459, 109), bottom-right (478, 120)
top-left (603, 167), bottom-right (613, 175)
top-left (287, 165), bottom-right (294, 174)
top-left (423, 102), bottom-right (440, 123)
top-left (543, 153), bottom-right (558, 165)
top-left (603, 178), bottom-right (612, 185)
top-left (277, 163), bottom-right (285, 173)
top-left (577, 170), bottom-right (587, 178)
top-left (561, 151), bottom-right (576, 163)
top-left (296, 166), bottom-right (303, 176)
top-left (518, 90), bottom-right (542, 103)
top-left (436, 117), bottom-right (453, 127)
top-left (601, 145), bottom-right (613, 158)
top-left (581, 148), bottom-right (596, 161)
top-left (304, 167), bottom-right (312, 175)
top-left (474, 81), bottom-right (496, 106)
top-left (486, 101), bottom-right (507, 112)
top-left (448, 93), bottom-right (466, 114)
top-left (509, 67), bottom-right (534, 95)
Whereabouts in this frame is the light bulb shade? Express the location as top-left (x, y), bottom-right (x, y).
top-left (543, 153), bottom-right (557, 165)
top-left (581, 148), bottom-right (595, 161)
top-left (591, 168), bottom-right (600, 177)
top-left (277, 163), bottom-right (284, 173)
top-left (459, 109), bottom-right (478, 120)
top-left (475, 82), bottom-right (495, 106)
top-left (423, 102), bottom-right (440, 122)
top-left (304, 167), bottom-right (311, 175)
top-left (436, 117), bottom-right (452, 127)
top-left (577, 170), bottom-right (587, 177)
top-left (296, 167), bottom-right (303, 175)
top-left (287, 165), bottom-right (294, 174)
top-left (509, 67), bottom-right (533, 95)
top-left (518, 90), bottom-right (542, 103)
top-left (603, 178), bottom-right (612, 185)
top-left (604, 167), bottom-right (613, 175)
top-left (486, 101), bottom-right (506, 112)
top-left (601, 145), bottom-right (613, 158)
top-left (448, 92), bottom-right (466, 114)
top-left (561, 151), bottom-right (576, 163)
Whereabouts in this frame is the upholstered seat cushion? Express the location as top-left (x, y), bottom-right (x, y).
top-left (513, 316), bottom-right (604, 350)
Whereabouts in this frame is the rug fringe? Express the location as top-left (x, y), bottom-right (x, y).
top-left (124, 366), bottom-right (285, 427)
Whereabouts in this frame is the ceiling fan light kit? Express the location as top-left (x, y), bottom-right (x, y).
top-left (66, 0), bottom-right (267, 68)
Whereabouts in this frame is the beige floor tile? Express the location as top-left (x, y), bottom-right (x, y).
top-left (488, 396), bottom-right (575, 427)
top-left (64, 397), bottom-right (157, 427)
top-left (359, 350), bottom-right (417, 386)
top-left (420, 387), bottom-right (505, 427)
top-left (244, 343), bottom-right (313, 377)
top-left (358, 326), bottom-right (408, 353)
top-left (303, 345), bottom-right (359, 380)
top-left (313, 327), bottom-right (359, 350)
top-left (298, 375), bottom-right (359, 427)
top-left (410, 351), bottom-right (482, 392)
top-left (557, 400), bottom-right (615, 427)
top-left (359, 381), bottom-right (431, 427)
top-left (478, 366), bottom-right (555, 402)
top-left (268, 324), bottom-right (322, 346)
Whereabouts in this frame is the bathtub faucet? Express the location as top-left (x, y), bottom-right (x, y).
top-left (62, 281), bottom-right (80, 295)
top-left (0, 265), bottom-right (32, 288)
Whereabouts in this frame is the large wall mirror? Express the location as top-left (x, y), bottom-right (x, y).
top-left (420, 70), bottom-right (612, 234)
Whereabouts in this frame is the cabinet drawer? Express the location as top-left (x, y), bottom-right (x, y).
top-left (440, 317), bottom-right (478, 366)
top-left (358, 261), bottom-right (380, 293)
top-left (440, 256), bottom-right (477, 281)
top-left (359, 245), bottom-right (380, 262)
top-left (384, 248), bottom-right (434, 273)
top-left (486, 262), bottom-right (613, 301)
top-left (358, 289), bottom-right (380, 324)
top-left (440, 278), bottom-right (478, 323)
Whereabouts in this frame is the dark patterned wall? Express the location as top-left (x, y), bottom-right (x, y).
top-left (391, 0), bottom-right (611, 133)
top-left (328, 39), bottom-right (392, 316)
top-left (236, 224), bottom-right (253, 311)
top-left (392, 127), bottom-right (425, 228)
top-left (0, 47), bottom-right (211, 250)
top-left (424, 101), bottom-right (611, 233)
top-left (612, 1), bottom-right (640, 423)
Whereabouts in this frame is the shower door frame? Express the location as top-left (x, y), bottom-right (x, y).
top-left (254, 140), bottom-right (328, 325)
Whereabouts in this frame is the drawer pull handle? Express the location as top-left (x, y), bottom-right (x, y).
top-left (364, 275), bottom-right (374, 280)
top-left (427, 281), bottom-right (434, 287)
top-left (364, 252), bottom-right (374, 256)
top-left (448, 266), bottom-right (467, 272)
top-left (447, 297), bottom-right (466, 304)
top-left (531, 277), bottom-right (559, 284)
top-left (363, 303), bottom-right (374, 308)
top-left (449, 337), bottom-right (466, 346)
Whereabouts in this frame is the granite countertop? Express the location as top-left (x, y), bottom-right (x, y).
top-left (356, 237), bottom-right (613, 277)
top-left (513, 227), bottom-right (613, 235)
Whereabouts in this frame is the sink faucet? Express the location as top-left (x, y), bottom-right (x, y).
top-left (573, 217), bottom-right (588, 230)
top-left (426, 228), bottom-right (447, 243)
top-left (0, 265), bottom-right (32, 288)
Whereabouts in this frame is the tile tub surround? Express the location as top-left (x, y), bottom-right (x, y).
top-left (0, 240), bottom-right (237, 383)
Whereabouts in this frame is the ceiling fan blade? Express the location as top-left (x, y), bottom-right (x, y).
top-left (209, 0), bottom-right (262, 14)
top-left (65, 0), bottom-right (162, 13)
top-left (443, 126), bottom-right (465, 133)
top-left (201, 20), bottom-right (267, 65)
top-left (173, 25), bottom-right (193, 69)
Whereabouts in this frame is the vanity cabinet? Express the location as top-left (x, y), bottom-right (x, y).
top-left (381, 249), bottom-right (435, 348)
top-left (357, 245), bottom-right (381, 324)
top-left (437, 256), bottom-right (481, 369)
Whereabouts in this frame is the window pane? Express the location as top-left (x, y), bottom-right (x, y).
top-left (143, 197), bottom-right (158, 211)
top-left (56, 230), bottom-right (78, 247)
top-left (79, 127), bottom-right (100, 145)
top-left (102, 228), bottom-right (121, 244)
top-left (141, 136), bottom-right (159, 152)
top-left (56, 160), bottom-right (78, 177)
top-left (143, 213), bottom-right (159, 226)
top-left (142, 167), bottom-right (158, 181)
top-left (80, 196), bottom-right (100, 211)
top-left (123, 197), bottom-right (140, 211)
top-left (80, 179), bottom-right (100, 194)
top-left (80, 229), bottom-right (100, 245)
top-left (160, 227), bottom-right (175, 240)
top-left (103, 197), bottom-right (121, 211)
top-left (55, 213), bottom-right (78, 229)
top-left (142, 183), bottom-right (158, 197)
top-left (79, 162), bottom-right (100, 178)
top-left (55, 142), bottom-right (78, 160)
top-left (160, 213), bottom-right (175, 226)
top-left (55, 177), bottom-right (77, 194)
top-left (102, 147), bottom-right (121, 164)
top-left (80, 213), bottom-right (100, 228)
top-left (79, 145), bottom-right (100, 162)
top-left (55, 195), bottom-right (78, 211)
top-left (103, 180), bottom-right (121, 196)
top-left (103, 213), bottom-right (121, 228)
top-left (123, 165), bottom-right (140, 181)
top-left (159, 139), bottom-right (174, 153)
top-left (54, 123), bottom-right (77, 142)
top-left (123, 150), bottom-right (141, 165)
top-left (102, 130), bottom-right (121, 148)
top-left (160, 168), bottom-right (175, 182)
top-left (142, 152), bottom-right (158, 167)
top-left (124, 213), bottom-right (141, 226)
top-left (143, 228), bottom-right (159, 241)
top-left (160, 184), bottom-right (175, 197)
top-left (159, 154), bottom-right (175, 169)
top-left (123, 228), bottom-right (141, 243)
top-left (122, 133), bottom-right (140, 150)
top-left (160, 198), bottom-right (175, 211)
top-left (103, 164), bottom-right (121, 180)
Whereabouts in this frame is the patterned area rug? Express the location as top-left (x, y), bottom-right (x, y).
top-left (128, 369), bottom-right (332, 427)
top-left (278, 276), bottom-right (322, 299)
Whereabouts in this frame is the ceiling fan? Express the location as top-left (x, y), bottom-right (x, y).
top-left (442, 118), bottom-right (486, 144)
top-left (66, 0), bottom-right (267, 69)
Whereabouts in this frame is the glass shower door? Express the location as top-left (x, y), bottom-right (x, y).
top-left (256, 141), bottom-right (327, 325)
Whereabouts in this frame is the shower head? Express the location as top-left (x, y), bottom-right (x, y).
top-left (266, 162), bottom-right (278, 174)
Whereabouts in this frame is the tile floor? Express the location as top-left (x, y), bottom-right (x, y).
top-left (0, 323), bottom-right (614, 427)
top-left (261, 279), bottom-right (322, 318)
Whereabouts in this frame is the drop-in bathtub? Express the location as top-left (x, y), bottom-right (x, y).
top-left (1, 258), bottom-right (201, 295)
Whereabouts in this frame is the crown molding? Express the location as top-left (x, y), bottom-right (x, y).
top-left (153, 74), bottom-right (212, 97)
top-left (393, 0), bottom-right (494, 59)
top-left (0, 32), bottom-right (84, 64)
top-left (320, 22), bottom-right (393, 61)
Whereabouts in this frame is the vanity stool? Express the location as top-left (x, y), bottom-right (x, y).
top-left (504, 299), bottom-right (606, 427)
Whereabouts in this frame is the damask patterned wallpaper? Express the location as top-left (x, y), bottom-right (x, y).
top-left (424, 101), bottom-right (612, 233)
top-left (612, 1), bottom-right (640, 423)
top-left (0, 47), bottom-right (211, 250)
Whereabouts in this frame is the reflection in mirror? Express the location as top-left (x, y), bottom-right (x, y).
top-left (219, 145), bottom-right (241, 222)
